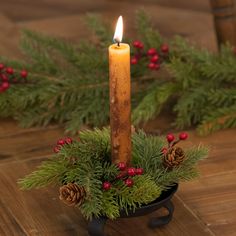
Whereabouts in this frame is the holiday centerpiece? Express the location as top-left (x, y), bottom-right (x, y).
top-left (19, 128), bottom-right (208, 235)
top-left (19, 16), bottom-right (208, 236)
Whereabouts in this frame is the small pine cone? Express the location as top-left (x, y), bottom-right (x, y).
top-left (163, 146), bottom-right (185, 169)
top-left (59, 183), bottom-right (86, 207)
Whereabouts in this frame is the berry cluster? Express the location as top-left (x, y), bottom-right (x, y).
top-left (162, 132), bottom-right (188, 154)
top-left (53, 137), bottom-right (73, 153)
top-left (0, 63), bottom-right (28, 93)
top-left (102, 162), bottom-right (144, 191)
top-left (131, 41), bottom-right (169, 70)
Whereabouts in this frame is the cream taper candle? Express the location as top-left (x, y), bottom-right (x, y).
top-left (109, 16), bottom-right (131, 165)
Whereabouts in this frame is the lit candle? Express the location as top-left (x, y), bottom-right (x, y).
top-left (109, 16), bottom-right (131, 165)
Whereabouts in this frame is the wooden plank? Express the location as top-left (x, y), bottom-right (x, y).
top-left (0, 159), bottom-right (213, 235)
top-left (106, 197), bottom-right (213, 236)
top-left (0, 0), bottom-right (210, 23)
top-left (18, 4), bottom-right (217, 51)
top-left (0, 14), bottom-right (21, 58)
top-left (0, 158), bottom-right (88, 235)
top-left (114, 0), bottom-right (211, 12)
top-left (0, 199), bottom-right (27, 236)
top-left (178, 171), bottom-right (236, 236)
top-left (0, 0), bottom-right (109, 22)
top-left (0, 125), bottom-right (64, 163)
top-left (0, 119), bottom-right (61, 137)
top-left (178, 129), bottom-right (236, 176)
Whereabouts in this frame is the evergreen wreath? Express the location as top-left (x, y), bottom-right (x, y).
top-left (19, 128), bottom-right (208, 220)
top-left (0, 10), bottom-right (235, 135)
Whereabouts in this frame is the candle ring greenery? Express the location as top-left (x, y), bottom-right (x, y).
top-left (19, 128), bottom-right (208, 220)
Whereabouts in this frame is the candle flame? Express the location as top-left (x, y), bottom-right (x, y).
top-left (113, 16), bottom-right (123, 44)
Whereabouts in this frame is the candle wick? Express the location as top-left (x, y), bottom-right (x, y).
top-left (117, 42), bottom-right (120, 47)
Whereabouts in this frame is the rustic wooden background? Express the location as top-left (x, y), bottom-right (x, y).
top-left (0, 0), bottom-right (236, 235)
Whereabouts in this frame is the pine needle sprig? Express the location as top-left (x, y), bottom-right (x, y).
top-left (197, 105), bottom-right (236, 135)
top-left (132, 82), bottom-right (178, 124)
top-left (18, 157), bottom-right (69, 190)
top-left (19, 128), bottom-right (208, 219)
top-left (1, 10), bottom-right (235, 135)
top-left (135, 9), bottom-right (163, 49)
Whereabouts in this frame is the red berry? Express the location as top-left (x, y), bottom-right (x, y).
top-left (179, 132), bottom-right (188, 140)
top-left (154, 64), bottom-right (160, 70)
top-left (124, 178), bottom-right (134, 187)
top-left (148, 62), bottom-right (156, 70)
top-left (0, 64), bottom-right (4, 70)
top-left (0, 87), bottom-right (4, 93)
top-left (150, 54), bottom-right (159, 63)
top-left (116, 172), bottom-right (127, 179)
top-left (53, 145), bottom-right (61, 153)
top-left (57, 139), bottom-right (65, 146)
top-left (161, 44), bottom-right (169, 53)
top-left (147, 48), bottom-right (157, 56)
top-left (127, 167), bottom-right (136, 176)
top-left (133, 40), bottom-right (144, 49)
top-left (65, 137), bottom-right (73, 144)
top-left (1, 74), bottom-right (9, 82)
top-left (135, 53), bottom-right (142, 60)
top-left (135, 168), bottom-right (144, 175)
top-left (20, 70), bottom-right (28, 78)
top-left (102, 181), bottom-right (111, 191)
top-left (161, 147), bottom-right (168, 154)
top-left (2, 82), bottom-right (10, 90)
top-left (233, 47), bottom-right (236, 55)
top-left (166, 133), bottom-right (175, 143)
top-left (133, 41), bottom-right (140, 48)
top-left (136, 42), bottom-right (144, 49)
top-left (117, 162), bottom-right (126, 171)
top-left (6, 67), bottom-right (14, 74)
top-left (131, 57), bottom-right (138, 65)
top-left (138, 43), bottom-right (144, 49)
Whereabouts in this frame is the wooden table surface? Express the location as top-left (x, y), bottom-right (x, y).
top-left (0, 1), bottom-right (236, 235)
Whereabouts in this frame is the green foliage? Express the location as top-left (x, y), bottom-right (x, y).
top-left (18, 157), bottom-right (69, 189)
top-left (0, 10), bottom-right (235, 135)
top-left (19, 128), bottom-right (207, 219)
top-left (132, 82), bottom-right (178, 124)
top-left (135, 9), bottom-right (163, 49)
top-left (0, 12), bottom-right (150, 134)
top-left (133, 35), bottom-right (236, 135)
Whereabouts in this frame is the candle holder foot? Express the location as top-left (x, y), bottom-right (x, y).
top-left (148, 200), bottom-right (174, 229)
top-left (87, 184), bottom-right (177, 236)
top-left (87, 216), bottom-right (108, 236)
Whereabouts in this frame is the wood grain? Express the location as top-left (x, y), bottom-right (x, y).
top-left (0, 159), bottom-right (213, 236)
top-left (210, 0), bottom-right (236, 46)
top-left (0, 1), bottom-right (235, 235)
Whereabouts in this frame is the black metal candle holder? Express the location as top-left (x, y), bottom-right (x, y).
top-left (87, 183), bottom-right (178, 236)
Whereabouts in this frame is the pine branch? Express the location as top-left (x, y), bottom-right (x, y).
top-left (132, 131), bottom-right (165, 171)
top-left (1, 11), bottom-right (235, 135)
top-left (173, 87), bottom-right (210, 129)
top-left (197, 105), bottom-right (236, 135)
top-left (132, 82), bottom-right (178, 124)
top-left (86, 14), bottom-right (112, 46)
top-left (135, 9), bottom-right (163, 49)
top-left (19, 128), bottom-right (208, 219)
top-left (170, 36), bottom-right (211, 63)
top-left (156, 167), bottom-right (199, 189)
top-left (167, 57), bottom-right (200, 89)
top-left (21, 29), bottom-right (80, 65)
top-left (18, 157), bottom-right (69, 190)
top-left (116, 175), bottom-right (161, 213)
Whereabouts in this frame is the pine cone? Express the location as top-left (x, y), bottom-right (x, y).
top-left (59, 183), bottom-right (86, 207)
top-left (163, 146), bottom-right (185, 169)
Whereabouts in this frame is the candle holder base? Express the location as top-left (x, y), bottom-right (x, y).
top-left (87, 184), bottom-right (178, 236)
